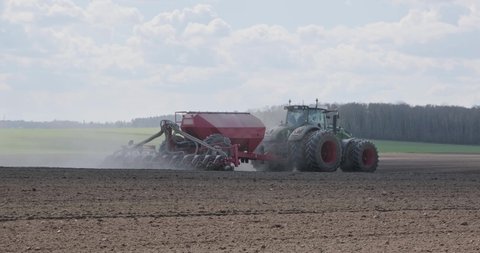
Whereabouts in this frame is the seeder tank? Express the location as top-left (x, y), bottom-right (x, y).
top-left (180, 112), bottom-right (266, 153)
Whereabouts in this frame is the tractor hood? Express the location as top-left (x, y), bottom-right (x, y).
top-left (287, 125), bottom-right (321, 142)
top-left (263, 125), bottom-right (291, 142)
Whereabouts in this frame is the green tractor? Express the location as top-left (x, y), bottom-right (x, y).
top-left (252, 101), bottom-right (379, 172)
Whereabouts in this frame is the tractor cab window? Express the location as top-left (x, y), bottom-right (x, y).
top-left (286, 109), bottom-right (307, 127)
top-left (308, 109), bottom-right (325, 127)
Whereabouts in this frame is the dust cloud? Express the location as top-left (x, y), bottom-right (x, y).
top-left (0, 154), bottom-right (256, 171)
top-left (0, 154), bottom-right (105, 168)
top-left (0, 138), bottom-right (256, 171)
top-left (0, 133), bottom-right (127, 168)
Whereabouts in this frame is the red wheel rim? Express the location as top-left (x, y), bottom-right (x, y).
top-left (362, 148), bottom-right (375, 167)
top-left (321, 140), bottom-right (337, 164)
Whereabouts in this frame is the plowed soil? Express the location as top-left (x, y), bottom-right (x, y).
top-left (1, 153), bottom-right (480, 252)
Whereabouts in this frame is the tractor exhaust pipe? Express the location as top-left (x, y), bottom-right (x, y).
top-left (333, 113), bottom-right (339, 134)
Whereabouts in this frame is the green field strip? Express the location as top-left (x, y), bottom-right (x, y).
top-left (374, 140), bottom-right (480, 154)
top-left (0, 128), bottom-right (163, 155)
top-left (1, 128), bottom-right (480, 155)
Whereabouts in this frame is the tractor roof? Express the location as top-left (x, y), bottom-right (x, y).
top-left (284, 105), bottom-right (335, 112)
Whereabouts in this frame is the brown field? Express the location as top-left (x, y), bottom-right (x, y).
top-left (1, 153), bottom-right (480, 252)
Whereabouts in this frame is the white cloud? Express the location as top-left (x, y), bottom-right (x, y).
top-left (391, 0), bottom-right (453, 7)
top-left (1, 0), bottom-right (145, 72)
top-left (134, 20), bottom-right (176, 43)
top-left (232, 24), bottom-right (295, 44)
top-left (0, 74), bottom-right (11, 91)
top-left (184, 18), bottom-right (231, 37)
top-left (2, 0), bottom-right (84, 24)
top-left (157, 4), bottom-right (216, 25)
top-left (1, 1), bottom-right (479, 121)
top-left (2, 0), bottom-right (38, 23)
top-left (298, 9), bottom-right (459, 47)
top-left (457, 1), bottom-right (480, 30)
top-left (220, 24), bottom-right (298, 70)
top-left (47, 0), bottom-right (83, 18)
top-left (391, 0), bottom-right (480, 31)
top-left (134, 4), bottom-right (229, 47)
top-left (85, 0), bottom-right (143, 27)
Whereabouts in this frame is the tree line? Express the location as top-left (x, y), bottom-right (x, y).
top-left (251, 103), bottom-right (480, 145)
top-left (337, 103), bottom-right (480, 145)
top-left (2, 103), bottom-right (480, 145)
top-left (0, 115), bottom-right (174, 129)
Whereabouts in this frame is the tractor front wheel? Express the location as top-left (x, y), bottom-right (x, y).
top-left (304, 131), bottom-right (342, 172)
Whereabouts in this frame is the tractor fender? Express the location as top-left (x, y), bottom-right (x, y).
top-left (287, 125), bottom-right (321, 142)
top-left (263, 126), bottom-right (290, 142)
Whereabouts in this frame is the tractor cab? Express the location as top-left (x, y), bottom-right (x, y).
top-left (285, 105), bottom-right (327, 129)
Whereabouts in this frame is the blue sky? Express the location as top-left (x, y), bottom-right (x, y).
top-left (1, 0), bottom-right (480, 121)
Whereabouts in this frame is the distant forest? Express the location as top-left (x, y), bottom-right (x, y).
top-left (0, 115), bottom-right (175, 129)
top-left (251, 103), bottom-right (480, 145)
top-left (2, 103), bottom-right (480, 145)
top-left (338, 103), bottom-right (480, 145)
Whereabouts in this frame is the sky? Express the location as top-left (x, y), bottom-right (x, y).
top-left (1, 0), bottom-right (480, 122)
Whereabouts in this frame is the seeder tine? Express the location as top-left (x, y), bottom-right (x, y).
top-left (192, 155), bottom-right (205, 168)
top-left (181, 154), bottom-right (195, 169)
top-left (169, 154), bottom-right (183, 168)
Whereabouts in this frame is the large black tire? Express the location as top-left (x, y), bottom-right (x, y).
top-left (202, 134), bottom-right (232, 170)
top-left (288, 131), bottom-right (315, 171)
top-left (304, 131), bottom-right (342, 172)
top-left (204, 134), bottom-right (232, 155)
top-left (340, 139), bottom-right (358, 172)
top-left (342, 139), bottom-right (378, 172)
top-left (288, 141), bottom-right (302, 170)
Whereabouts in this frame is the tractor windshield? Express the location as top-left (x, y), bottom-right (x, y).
top-left (286, 109), bottom-right (307, 127)
top-left (308, 109), bottom-right (326, 127)
top-left (286, 108), bottom-right (326, 128)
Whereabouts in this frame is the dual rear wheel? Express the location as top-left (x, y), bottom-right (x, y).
top-left (340, 139), bottom-right (378, 172)
top-left (288, 131), bottom-right (379, 172)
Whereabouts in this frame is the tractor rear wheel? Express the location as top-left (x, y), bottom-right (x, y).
top-left (340, 139), bottom-right (358, 172)
top-left (304, 131), bottom-right (342, 172)
top-left (288, 131), bottom-right (315, 171)
top-left (344, 139), bottom-right (378, 172)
